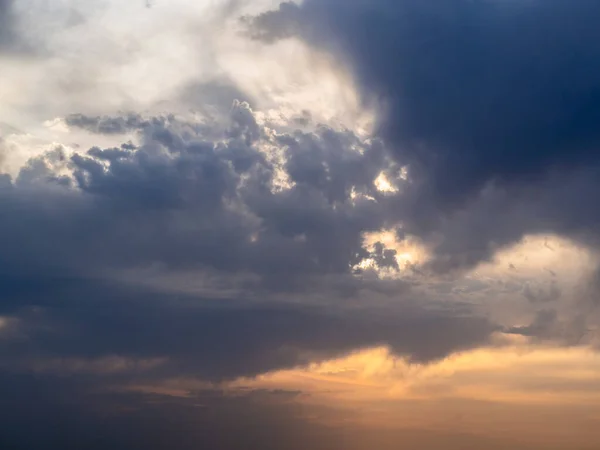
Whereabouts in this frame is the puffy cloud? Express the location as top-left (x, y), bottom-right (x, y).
top-left (1, 103), bottom-right (396, 288)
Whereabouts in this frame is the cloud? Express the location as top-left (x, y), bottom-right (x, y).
top-left (0, 0), bottom-right (57, 56)
top-left (177, 79), bottom-right (255, 117)
top-left (0, 101), bottom-right (499, 386)
top-left (1, 280), bottom-right (496, 381)
top-left (1, 102), bottom-right (405, 291)
top-left (247, 0), bottom-right (600, 272)
top-left (505, 309), bottom-right (590, 346)
top-left (0, 137), bottom-right (6, 169)
top-left (64, 113), bottom-right (159, 135)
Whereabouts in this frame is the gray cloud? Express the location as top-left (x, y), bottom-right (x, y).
top-left (523, 280), bottom-right (562, 304)
top-left (247, 0), bottom-right (600, 272)
top-left (0, 138), bottom-right (6, 169)
top-left (0, 0), bottom-right (45, 56)
top-left (5, 104), bottom-right (384, 286)
top-left (64, 113), bottom-right (162, 135)
top-left (3, 103), bottom-right (401, 291)
top-left (0, 102), bottom-right (499, 388)
top-left (1, 281), bottom-right (496, 381)
top-left (0, 0), bottom-right (19, 52)
top-left (505, 309), bottom-right (590, 346)
top-left (0, 372), bottom-right (342, 450)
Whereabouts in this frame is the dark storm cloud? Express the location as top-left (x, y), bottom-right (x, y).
top-left (0, 94), bottom-right (515, 450)
top-left (0, 101), bottom-right (499, 386)
top-left (249, 0), bottom-right (600, 193)
top-left (248, 0), bottom-right (600, 271)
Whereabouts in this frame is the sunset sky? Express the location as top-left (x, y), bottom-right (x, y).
top-left (1, 1), bottom-right (600, 449)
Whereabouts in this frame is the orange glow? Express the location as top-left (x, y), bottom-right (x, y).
top-left (219, 344), bottom-right (600, 447)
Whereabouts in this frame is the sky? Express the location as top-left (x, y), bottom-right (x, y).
top-left (1, 0), bottom-right (600, 449)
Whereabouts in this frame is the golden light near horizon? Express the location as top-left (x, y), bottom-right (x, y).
top-left (228, 343), bottom-right (600, 404)
top-left (134, 342), bottom-right (600, 448)
top-left (220, 344), bottom-right (600, 447)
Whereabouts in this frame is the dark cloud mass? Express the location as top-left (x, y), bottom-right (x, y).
top-left (249, 0), bottom-right (600, 271)
top-left (1, 281), bottom-right (495, 380)
top-left (0, 102), bottom-right (499, 448)
top-left (0, 101), bottom-right (494, 383)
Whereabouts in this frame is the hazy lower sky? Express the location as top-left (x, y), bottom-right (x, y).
top-left (1, 1), bottom-right (600, 449)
